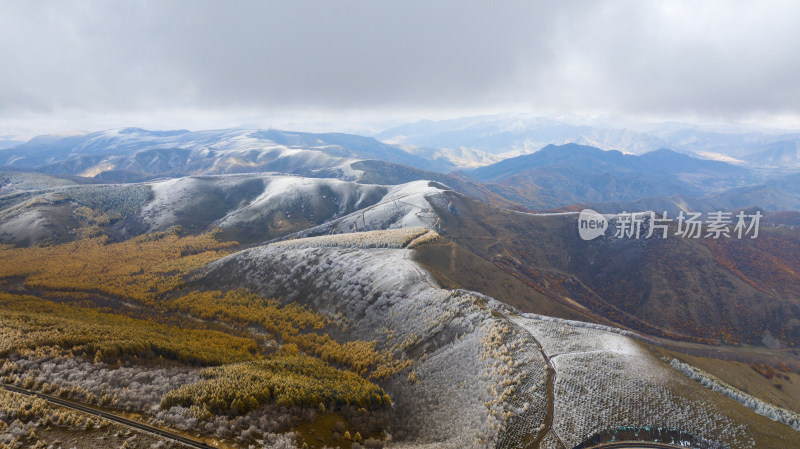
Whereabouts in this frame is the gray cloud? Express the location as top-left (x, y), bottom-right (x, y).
top-left (1, 0), bottom-right (799, 130)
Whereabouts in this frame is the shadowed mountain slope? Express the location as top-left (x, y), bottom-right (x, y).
top-left (466, 143), bottom-right (758, 210)
top-left (422, 191), bottom-right (800, 349)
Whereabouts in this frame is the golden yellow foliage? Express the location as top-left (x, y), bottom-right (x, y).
top-left (0, 388), bottom-right (106, 430)
top-left (0, 293), bottom-right (258, 365)
top-left (161, 354), bottom-right (387, 415)
top-left (168, 289), bottom-right (326, 338)
top-left (0, 230), bottom-right (406, 411)
top-left (166, 289), bottom-right (409, 379)
top-left (0, 230), bottom-right (235, 304)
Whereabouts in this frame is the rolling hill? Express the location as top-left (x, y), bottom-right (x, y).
top-left (465, 143), bottom-right (758, 210)
top-left (377, 114), bottom-right (800, 169)
top-left (193, 228), bottom-right (800, 448)
top-left (556, 173), bottom-right (800, 215)
top-left (0, 173), bottom-right (463, 247)
top-left (413, 191), bottom-right (800, 350)
top-left (3, 125), bottom-right (800, 448)
top-left (0, 127), bottom-right (455, 182)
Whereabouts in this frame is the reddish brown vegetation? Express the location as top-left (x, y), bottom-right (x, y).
top-left (751, 363), bottom-right (777, 380)
top-left (751, 363), bottom-right (792, 382)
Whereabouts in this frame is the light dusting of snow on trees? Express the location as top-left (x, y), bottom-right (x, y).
top-left (668, 357), bottom-right (800, 432)
top-left (272, 227), bottom-right (431, 249)
top-left (3, 224), bottom-right (795, 448)
top-left (1, 356), bottom-right (201, 413)
top-left (276, 181), bottom-right (449, 239)
top-left (197, 229), bottom-right (798, 448)
top-left (202, 237), bottom-right (529, 448)
top-left (511, 315), bottom-right (756, 448)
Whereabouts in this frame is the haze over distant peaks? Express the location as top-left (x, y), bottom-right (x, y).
top-left (378, 114), bottom-right (800, 168)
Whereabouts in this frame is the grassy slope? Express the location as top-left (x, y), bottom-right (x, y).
top-left (663, 348), bottom-right (800, 414)
top-left (428, 191), bottom-right (800, 347)
top-left (412, 238), bottom-right (590, 321)
top-left (641, 344), bottom-right (800, 449)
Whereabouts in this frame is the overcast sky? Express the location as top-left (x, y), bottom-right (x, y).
top-left (2, 0), bottom-right (800, 136)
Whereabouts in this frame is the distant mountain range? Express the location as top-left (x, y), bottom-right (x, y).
top-left (566, 174), bottom-right (800, 216)
top-left (0, 127), bottom-right (456, 182)
top-left (4, 126), bottom-right (800, 214)
top-left (377, 114), bottom-right (800, 168)
top-left (4, 123), bottom-right (800, 438)
top-left (460, 143), bottom-right (800, 211)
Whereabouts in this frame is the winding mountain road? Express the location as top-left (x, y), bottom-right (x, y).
top-left (1, 383), bottom-right (213, 449)
top-left (502, 312), bottom-right (568, 449)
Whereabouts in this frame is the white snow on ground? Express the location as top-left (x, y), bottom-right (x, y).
top-left (0, 209), bottom-right (50, 244)
top-left (216, 176), bottom-right (384, 228)
top-left (209, 145), bottom-right (355, 175)
top-left (35, 128), bottom-right (371, 180)
top-left (509, 314), bottom-right (755, 448)
top-left (328, 180), bottom-right (445, 230)
top-left (1, 173), bottom-right (447, 246)
top-left (139, 174), bottom-right (389, 232)
top-left (141, 177), bottom-right (188, 229)
top-left (199, 231), bottom-right (791, 449)
top-left (331, 159), bottom-right (365, 180)
top-left (283, 180), bottom-right (449, 237)
top-left (514, 314), bottom-right (642, 359)
top-left (139, 174), bottom-right (447, 237)
top-left (203, 241), bottom-right (525, 448)
top-left (272, 227), bottom-right (430, 249)
top-left (695, 151), bottom-right (747, 164)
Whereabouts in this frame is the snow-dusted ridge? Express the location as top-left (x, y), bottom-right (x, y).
top-left (0, 173), bottom-right (454, 246)
top-left (140, 174), bottom-right (388, 234)
top-left (260, 180), bottom-right (453, 242)
top-left (1, 127), bottom-right (455, 179)
top-left (199, 239), bottom-right (502, 448)
top-left (194, 228), bottom-right (797, 448)
top-left (140, 176), bottom-right (450, 242)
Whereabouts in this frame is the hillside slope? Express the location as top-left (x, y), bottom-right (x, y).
top-left (0, 174), bottom-right (457, 247)
top-left (423, 191), bottom-right (800, 349)
top-left (0, 128), bottom-right (455, 179)
top-left (194, 230), bottom-right (800, 448)
top-left (561, 173), bottom-right (800, 215)
top-left (467, 144), bottom-right (758, 210)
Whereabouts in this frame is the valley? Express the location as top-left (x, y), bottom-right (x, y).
top-left (1, 128), bottom-right (800, 449)
top-left (6, 3), bottom-right (800, 448)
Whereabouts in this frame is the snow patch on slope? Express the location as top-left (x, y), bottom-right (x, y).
top-left (283, 180), bottom-right (449, 237)
top-left (0, 209), bottom-right (50, 245)
top-left (201, 243), bottom-right (511, 448)
top-left (201, 232), bottom-right (780, 448)
top-left (508, 314), bottom-right (755, 448)
top-left (216, 176), bottom-right (384, 228)
top-left (139, 174), bottom-right (391, 235)
top-left (141, 176), bottom-right (209, 229)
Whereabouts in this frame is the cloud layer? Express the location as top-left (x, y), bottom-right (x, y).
top-left (2, 0), bottom-right (799, 131)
